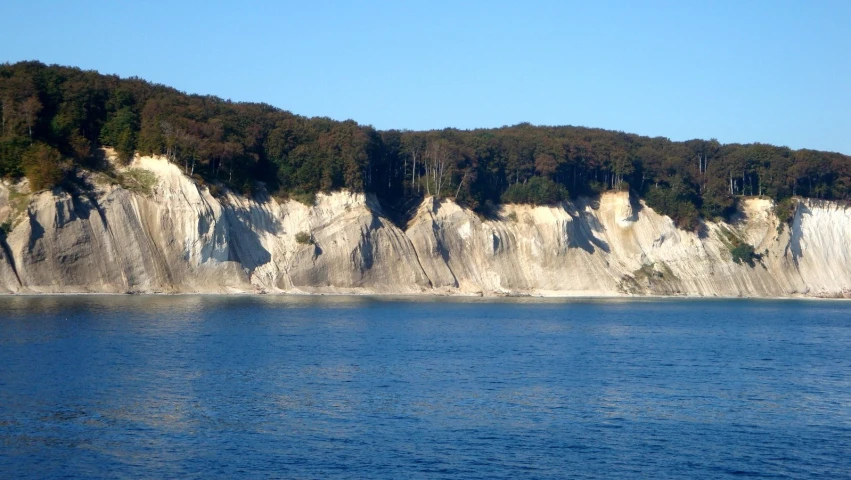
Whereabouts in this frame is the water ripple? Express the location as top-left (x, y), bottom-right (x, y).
top-left (0, 296), bottom-right (850, 478)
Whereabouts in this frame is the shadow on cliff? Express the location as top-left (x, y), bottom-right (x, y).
top-left (0, 226), bottom-right (22, 286)
top-left (26, 211), bottom-right (45, 252)
top-left (788, 202), bottom-right (808, 266)
top-left (221, 209), bottom-right (272, 274)
top-left (373, 194), bottom-right (424, 230)
top-left (564, 200), bottom-right (611, 254)
top-left (221, 188), bottom-right (283, 234)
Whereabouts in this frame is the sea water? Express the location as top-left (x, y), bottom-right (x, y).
top-left (0, 296), bottom-right (849, 478)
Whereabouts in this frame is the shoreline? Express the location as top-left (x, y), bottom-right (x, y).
top-left (0, 290), bottom-right (848, 302)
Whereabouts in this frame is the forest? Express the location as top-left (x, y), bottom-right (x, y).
top-left (2, 61), bottom-right (849, 230)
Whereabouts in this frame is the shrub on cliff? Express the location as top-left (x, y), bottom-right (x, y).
top-left (719, 225), bottom-right (761, 267)
top-left (730, 243), bottom-right (759, 267)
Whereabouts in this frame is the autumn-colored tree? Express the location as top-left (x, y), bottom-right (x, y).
top-left (534, 153), bottom-right (558, 177)
top-left (23, 143), bottom-right (66, 191)
top-left (1, 61), bottom-right (850, 232)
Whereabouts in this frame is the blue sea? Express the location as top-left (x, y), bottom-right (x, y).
top-left (0, 296), bottom-right (849, 479)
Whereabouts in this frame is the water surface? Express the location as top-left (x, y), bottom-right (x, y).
top-left (1, 296), bottom-right (849, 478)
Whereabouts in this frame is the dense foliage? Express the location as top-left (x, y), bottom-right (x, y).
top-left (501, 177), bottom-right (569, 205)
top-left (2, 62), bottom-right (850, 230)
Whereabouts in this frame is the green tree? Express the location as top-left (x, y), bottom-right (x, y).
top-left (100, 107), bottom-right (139, 163)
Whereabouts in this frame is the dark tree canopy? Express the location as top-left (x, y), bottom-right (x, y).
top-left (2, 61), bottom-right (849, 229)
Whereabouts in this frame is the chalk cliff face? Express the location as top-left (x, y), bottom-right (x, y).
top-left (0, 155), bottom-right (849, 297)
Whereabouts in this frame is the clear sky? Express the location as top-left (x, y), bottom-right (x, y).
top-left (1, 0), bottom-right (849, 153)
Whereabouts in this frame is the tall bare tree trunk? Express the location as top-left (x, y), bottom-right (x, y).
top-left (412, 150), bottom-right (418, 194)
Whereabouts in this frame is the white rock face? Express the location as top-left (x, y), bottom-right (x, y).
top-left (0, 155), bottom-right (849, 297)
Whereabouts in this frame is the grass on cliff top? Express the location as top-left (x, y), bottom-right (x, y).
top-left (117, 169), bottom-right (157, 196)
top-left (4, 184), bottom-right (32, 230)
top-left (89, 167), bottom-right (157, 197)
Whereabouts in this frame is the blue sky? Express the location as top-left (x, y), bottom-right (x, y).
top-left (1, 0), bottom-right (849, 153)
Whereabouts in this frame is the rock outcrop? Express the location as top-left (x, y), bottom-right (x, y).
top-left (0, 155), bottom-right (848, 297)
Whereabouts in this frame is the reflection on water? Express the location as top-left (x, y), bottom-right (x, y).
top-left (1, 295), bottom-right (850, 479)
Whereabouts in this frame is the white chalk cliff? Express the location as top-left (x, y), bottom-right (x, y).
top-left (0, 155), bottom-right (848, 297)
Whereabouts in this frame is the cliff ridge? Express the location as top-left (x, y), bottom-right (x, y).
top-left (0, 155), bottom-right (848, 297)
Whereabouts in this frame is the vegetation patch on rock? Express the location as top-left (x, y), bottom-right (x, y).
top-left (718, 226), bottom-right (761, 267)
top-left (117, 169), bottom-right (157, 196)
top-left (619, 262), bottom-right (680, 294)
top-left (295, 231), bottom-right (313, 245)
top-left (773, 198), bottom-right (798, 233)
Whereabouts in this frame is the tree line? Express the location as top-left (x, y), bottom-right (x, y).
top-left (2, 61), bottom-right (849, 230)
